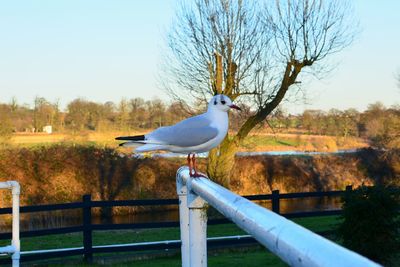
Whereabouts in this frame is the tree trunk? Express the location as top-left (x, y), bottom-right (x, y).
top-left (207, 61), bottom-right (305, 187)
top-left (207, 136), bottom-right (239, 187)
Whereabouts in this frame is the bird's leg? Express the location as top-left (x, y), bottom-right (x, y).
top-left (192, 154), bottom-right (197, 176)
top-left (187, 153), bottom-right (194, 176)
top-left (191, 154), bottom-right (207, 178)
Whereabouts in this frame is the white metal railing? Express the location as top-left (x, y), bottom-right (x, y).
top-left (0, 181), bottom-right (20, 267)
top-left (176, 166), bottom-right (381, 267)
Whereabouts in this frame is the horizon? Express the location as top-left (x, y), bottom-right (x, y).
top-left (0, 0), bottom-right (399, 114)
top-left (0, 94), bottom-right (398, 116)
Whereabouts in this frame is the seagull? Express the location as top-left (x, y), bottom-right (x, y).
top-left (115, 94), bottom-right (241, 177)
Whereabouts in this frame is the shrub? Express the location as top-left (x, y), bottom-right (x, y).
top-left (338, 186), bottom-right (400, 263)
top-left (0, 114), bottom-right (13, 146)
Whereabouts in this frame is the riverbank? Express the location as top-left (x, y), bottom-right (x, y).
top-left (0, 145), bottom-right (398, 208)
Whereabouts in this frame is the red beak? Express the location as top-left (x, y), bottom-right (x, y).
top-left (229, 104), bottom-right (241, 111)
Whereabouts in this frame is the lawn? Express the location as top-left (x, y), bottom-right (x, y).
top-left (44, 248), bottom-right (287, 267)
top-left (2, 215), bottom-right (396, 266)
top-left (0, 216), bottom-right (340, 266)
top-left (0, 216), bottom-right (340, 251)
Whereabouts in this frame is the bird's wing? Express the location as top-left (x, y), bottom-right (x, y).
top-left (147, 114), bottom-right (218, 147)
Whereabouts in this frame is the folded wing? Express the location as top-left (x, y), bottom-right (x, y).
top-left (148, 114), bottom-right (218, 147)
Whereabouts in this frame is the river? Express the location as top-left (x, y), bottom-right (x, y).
top-left (135, 149), bottom-right (359, 158)
top-left (0, 195), bottom-right (342, 232)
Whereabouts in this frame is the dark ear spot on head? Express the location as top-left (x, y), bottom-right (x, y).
top-left (220, 95), bottom-right (226, 105)
top-left (214, 99), bottom-right (217, 105)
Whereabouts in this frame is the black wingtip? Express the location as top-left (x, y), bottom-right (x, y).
top-left (115, 135), bottom-right (145, 141)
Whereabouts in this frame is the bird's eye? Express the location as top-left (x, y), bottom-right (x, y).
top-left (221, 100), bottom-right (226, 105)
top-left (214, 100), bottom-right (217, 105)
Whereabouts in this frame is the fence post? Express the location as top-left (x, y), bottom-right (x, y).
top-left (272, 190), bottom-right (280, 214)
top-left (11, 183), bottom-right (20, 267)
top-left (187, 178), bottom-right (207, 267)
top-left (82, 194), bottom-right (93, 263)
top-left (345, 185), bottom-right (353, 193)
top-left (176, 169), bottom-right (190, 267)
top-left (0, 182), bottom-right (20, 267)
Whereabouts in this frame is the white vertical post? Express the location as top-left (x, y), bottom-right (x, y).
top-left (187, 178), bottom-right (207, 267)
top-left (0, 181), bottom-right (20, 267)
top-left (176, 168), bottom-right (189, 267)
top-left (11, 182), bottom-right (20, 267)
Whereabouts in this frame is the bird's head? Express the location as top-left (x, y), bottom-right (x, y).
top-left (208, 94), bottom-right (241, 112)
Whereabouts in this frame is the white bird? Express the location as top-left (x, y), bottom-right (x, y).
top-left (116, 94), bottom-right (241, 177)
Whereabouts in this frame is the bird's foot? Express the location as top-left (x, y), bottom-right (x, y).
top-left (189, 171), bottom-right (208, 179)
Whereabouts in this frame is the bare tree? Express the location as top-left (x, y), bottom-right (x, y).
top-left (163, 0), bottom-right (356, 185)
top-left (129, 98), bottom-right (147, 128)
top-left (0, 104), bottom-right (13, 146)
top-left (117, 99), bottom-right (131, 131)
top-left (33, 97), bottom-right (60, 132)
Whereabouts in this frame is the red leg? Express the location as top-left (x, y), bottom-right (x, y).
top-left (191, 154), bottom-right (197, 177)
top-left (187, 153), bottom-right (193, 176)
top-left (191, 154), bottom-right (207, 178)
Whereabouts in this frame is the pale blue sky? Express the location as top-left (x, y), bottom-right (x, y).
top-left (0, 0), bottom-right (399, 114)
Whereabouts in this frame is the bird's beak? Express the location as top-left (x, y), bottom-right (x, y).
top-left (229, 104), bottom-right (241, 111)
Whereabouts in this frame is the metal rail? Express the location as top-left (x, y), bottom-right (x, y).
top-left (0, 181), bottom-right (20, 267)
top-left (176, 166), bottom-right (380, 267)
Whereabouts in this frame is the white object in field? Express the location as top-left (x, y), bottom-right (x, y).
top-left (0, 181), bottom-right (20, 267)
top-left (176, 166), bottom-right (381, 267)
top-left (42, 125), bottom-right (52, 134)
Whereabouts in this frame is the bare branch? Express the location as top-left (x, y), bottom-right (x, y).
top-left (161, 0), bottom-right (357, 139)
top-left (161, 0), bottom-right (270, 106)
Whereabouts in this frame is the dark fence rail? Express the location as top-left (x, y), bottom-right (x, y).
top-left (0, 186), bottom-right (352, 264)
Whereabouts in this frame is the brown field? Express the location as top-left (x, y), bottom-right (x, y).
top-left (11, 131), bottom-right (369, 152)
top-left (11, 132), bottom-right (142, 146)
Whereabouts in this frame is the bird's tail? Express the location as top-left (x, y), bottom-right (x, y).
top-left (116, 135), bottom-right (146, 149)
top-left (115, 135), bottom-right (146, 142)
top-left (135, 144), bottom-right (167, 152)
top-left (118, 142), bottom-right (142, 148)
top-left (118, 142), bottom-right (166, 152)
top-left (116, 135), bottom-right (166, 152)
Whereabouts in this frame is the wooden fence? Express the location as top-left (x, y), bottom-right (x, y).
top-left (0, 186), bottom-right (352, 264)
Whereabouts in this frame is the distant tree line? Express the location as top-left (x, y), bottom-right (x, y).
top-left (268, 102), bottom-right (400, 149)
top-left (0, 96), bottom-right (190, 133)
top-left (0, 97), bottom-right (399, 148)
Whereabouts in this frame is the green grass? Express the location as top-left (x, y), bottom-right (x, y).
top-left (292, 215), bottom-right (341, 232)
top-left (242, 135), bottom-right (301, 149)
top-left (112, 248), bottom-right (286, 267)
top-left (0, 216), bottom-right (339, 251)
top-left (0, 224), bottom-right (245, 251)
top-left (0, 216), bottom-right (339, 266)
top-left (4, 215), bottom-right (398, 266)
top-left (44, 248), bottom-right (287, 267)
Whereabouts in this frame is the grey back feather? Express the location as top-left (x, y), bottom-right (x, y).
top-left (147, 114), bottom-right (218, 147)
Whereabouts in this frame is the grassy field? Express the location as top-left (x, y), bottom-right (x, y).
top-left (10, 131), bottom-right (368, 152)
top-left (0, 216), bottom-right (339, 251)
top-left (1, 214), bottom-right (397, 266)
top-left (48, 249), bottom-right (287, 267)
top-left (0, 216), bottom-right (340, 266)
